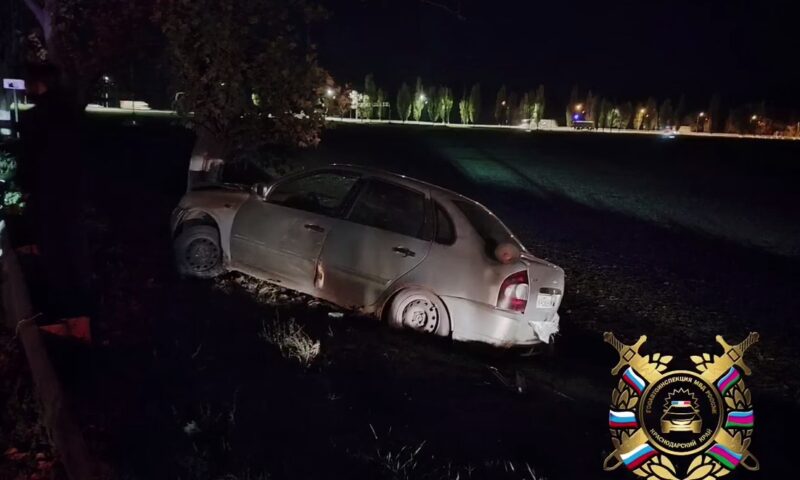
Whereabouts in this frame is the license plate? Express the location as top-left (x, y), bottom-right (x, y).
top-left (536, 294), bottom-right (557, 309)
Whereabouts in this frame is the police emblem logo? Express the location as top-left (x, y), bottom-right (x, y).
top-left (603, 332), bottom-right (760, 479)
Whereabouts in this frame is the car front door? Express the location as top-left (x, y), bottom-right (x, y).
top-left (317, 178), bottom-right (432, 309)
top-left (229, 170), bottom-right (359, 293)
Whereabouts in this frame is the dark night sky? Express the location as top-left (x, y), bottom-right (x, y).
top-left (316, 0), bottom-right (799, 114)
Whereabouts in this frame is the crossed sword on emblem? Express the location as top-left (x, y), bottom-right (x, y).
top-left (602, 331), bottom-right (760, 472)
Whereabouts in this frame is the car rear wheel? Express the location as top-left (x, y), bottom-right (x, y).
top-left (387, 289), bottom-right (451, 337)
top-left (174, 224), bottom-right (224, 278)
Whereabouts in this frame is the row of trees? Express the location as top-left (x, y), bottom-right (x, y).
top-left (395, 78), bottom-right (460, 123)
top-left (333, 75), bottom-right (550, 126)
top-left (493, 85), bottom-right (546, 126)
top-left (332, 78), bottom-right (785, 136)
top-left (565, 87), bottom-right (696, 131)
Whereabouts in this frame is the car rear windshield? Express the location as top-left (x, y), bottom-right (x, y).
top-left (453, 200), bottom-right (518, 252)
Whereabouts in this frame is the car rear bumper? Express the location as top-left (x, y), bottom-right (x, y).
top-left (441, 295), bottom-right (560, 347)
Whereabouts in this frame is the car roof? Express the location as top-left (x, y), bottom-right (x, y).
top-left (321, 163), bottom-right (473, 203)
top-left (286, 164), bottom-right (526, 250)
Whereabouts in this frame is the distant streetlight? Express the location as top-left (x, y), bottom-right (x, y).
top-left (640, 108), bottom-right (647, 114)
top-left (419, 93), bottom-right (426, 102)
top-left (326, 88), bottom-right (335, 98)
top-left (575, 103), bottom-right (583, 112)
top-left (751, 114), bottom-right (758, 121)
top-left (501, 100), bottom-right (507, 106)
top-left (696, 112), bottom-right (706, 132)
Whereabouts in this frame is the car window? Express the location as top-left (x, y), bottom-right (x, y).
top-left (434, 203), bottom-right (455, 245)
top-left (453, 200), bottom-right (517, 251)
top-left (347, 179), bottom-right (427, 238)
top-left (267, 172), bottom-right (358, 216)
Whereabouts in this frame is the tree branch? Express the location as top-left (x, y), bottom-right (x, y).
top-left (419, 0), bottom-right (465, 20)
top-left (23, 0), bottom-right (56, 50)
top-left (22, 0), bottom-right (45, 27)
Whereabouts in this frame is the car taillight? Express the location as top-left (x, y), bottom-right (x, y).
top-left (497, 270), bottom-right (529, 313)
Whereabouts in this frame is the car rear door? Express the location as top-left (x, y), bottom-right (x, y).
top-left (229, 170), bottom-right (359, 293)
top-left (317, 178), bottom-right (432, 309)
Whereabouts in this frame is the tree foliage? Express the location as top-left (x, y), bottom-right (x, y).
top-left (458, 94), bottom-right (470, 124)
top-left (619, 102), bottom-right (633, 129)
top-left (425, 86), bottom-right (437, 122)
top-left (674, 94), bottom-right (686, 126)
top-left (376, 88), bottom-right (387, 120)
top-left (597, 97), bottom-right (609, 129)
top-left (645, 97), bottom-right (658, 129)
top-left (658, 99), bottom-right (673, 128)
top-left (438, 86), bottom-right (453, 124)
top-left (494, 85), bottom-right (507, 124)
top-left (585, 90), bottom-right (598, 123)
top-left (469, 83), bottom-right (481, 123)
top-left (397, 82), bottom-right (412, 121)
top-left (531, 84), bottom-right (545, 127)
top-left (566, 85), bottom-right (578, 126)
top-left (363, 73), bottom-right (377, 120)
top-left (157, 0), bottom-right (328, 160)
top-left (23, 0), bottom-right (157, 96)
top-left (412, 77), bottom-right (425, 121)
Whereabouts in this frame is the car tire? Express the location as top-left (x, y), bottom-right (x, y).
top-left (387, 289), bottom-right (451, 337)
top-left (174, 224), bottom-right (224, 278)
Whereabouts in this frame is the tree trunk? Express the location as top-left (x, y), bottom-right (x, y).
top-left (187, 126), bottom-right (226, 191)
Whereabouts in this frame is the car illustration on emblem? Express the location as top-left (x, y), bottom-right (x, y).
top-left (660, 399), bottom-right (702, 433)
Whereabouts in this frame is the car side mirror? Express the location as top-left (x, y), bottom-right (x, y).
top-left (252, 182), bottom-right (270, 200)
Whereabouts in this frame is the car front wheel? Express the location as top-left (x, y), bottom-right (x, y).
top-left (174, 224), bottom-right (224, 278)
top-left (387, 289), bottom-right (451, 337)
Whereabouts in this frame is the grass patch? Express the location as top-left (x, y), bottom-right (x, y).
top-left (259, 313), bottom-right (321, 368)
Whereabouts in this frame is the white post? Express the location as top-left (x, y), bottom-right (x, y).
top-left (12, 89), bottom-right (19, 138)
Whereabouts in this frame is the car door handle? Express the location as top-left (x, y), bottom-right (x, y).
top-left (392, 246), bottom-right (416, 257)
top-left (304, 223), bottom-right (325, 233)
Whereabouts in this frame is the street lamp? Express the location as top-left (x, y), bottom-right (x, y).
top-left (696, 112), bottom-right (706, 132)
top-left (575, 103), bottom-right (583, 112)
top-left (751, 114), bottom-right (758, 121)
top-left (326, 88), bottom-right (335, 98)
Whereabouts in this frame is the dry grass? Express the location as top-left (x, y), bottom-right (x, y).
top-left (259, 314), bottom-right (321, 368)
top-left (365, 425), bottom-right (547, 480)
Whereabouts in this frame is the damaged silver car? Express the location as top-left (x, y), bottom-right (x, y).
top-left (170, 165), bottom-right (564, 347)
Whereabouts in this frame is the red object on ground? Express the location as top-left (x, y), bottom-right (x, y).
top-left (39, 316), bottom-right (92, 343)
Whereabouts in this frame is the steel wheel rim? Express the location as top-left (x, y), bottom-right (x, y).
top-left (185, 238), bottom-right (219, 272)
top-left (400, 297), bottom-right (439, 333)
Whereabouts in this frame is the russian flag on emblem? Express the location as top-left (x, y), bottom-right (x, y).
top-left (609, 410), bottom-right (638, 429)
top-left (620, 443), bottom-right (657, 470)
top-left (622, 366), bottom-right (647, 395)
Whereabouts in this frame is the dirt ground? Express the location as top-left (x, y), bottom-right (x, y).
top-left (8, 118), bottom-right (800, 479)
